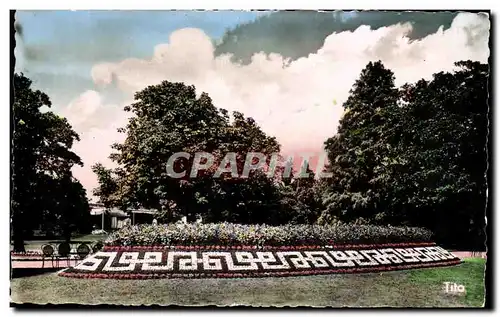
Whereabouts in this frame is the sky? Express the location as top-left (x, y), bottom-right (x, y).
top-left (14, 11), bottom-right (490, 199)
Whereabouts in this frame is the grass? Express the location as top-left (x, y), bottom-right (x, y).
top-left (10, 258), bottom-right (485, 307)
top-left (407, 258), bottom-right (486, 307)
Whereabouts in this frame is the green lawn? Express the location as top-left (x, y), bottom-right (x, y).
top-left (10, 258), bottom-right (485, 307)
top-left (407, 257), bottom-right (486, 307)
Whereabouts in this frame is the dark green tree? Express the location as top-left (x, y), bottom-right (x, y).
top-left (12, 73), bottom-right (89, 251)
top-left (383, 61), bottom-right (489, 249)
top-left (278, 162), bottom-right (322, 224)
top-left (319, 60), bottom-right (488, 249)
top-left (321, 61), bottom-right (400, 222)
top-left (36, 173), bottom-right (92, 242)
top-left (104, 81), bottom-right (285, 224)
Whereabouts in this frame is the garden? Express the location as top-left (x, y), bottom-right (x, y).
top-left (11, 220), bottom-right (484, 307)
top-left (11, 51), bottom-right (488, 307)
top-left (54, 223), bottom-right (460, 280)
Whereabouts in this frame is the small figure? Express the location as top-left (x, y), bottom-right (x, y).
top-left (152, 218), bottom-right (158, 225)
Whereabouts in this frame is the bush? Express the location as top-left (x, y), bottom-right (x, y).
top-left (105, 222), bottom-right (433, 246)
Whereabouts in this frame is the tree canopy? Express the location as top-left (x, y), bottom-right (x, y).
top-left (320, 60), bottom-right (488, 250)
top-left (94, 81), bottom-right (302, 224)
top-left (12, 73), bottom-right (91, 251)
top-left (91, 60), bottom-right (487, 250)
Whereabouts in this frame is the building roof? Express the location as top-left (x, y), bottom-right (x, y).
top-left (90, 207), bottom-right (157, 217)
top-left (90, 207), bottom-right (128, 217)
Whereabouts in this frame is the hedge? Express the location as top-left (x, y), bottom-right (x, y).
top-left (105, 223), bottom-right (433, 247)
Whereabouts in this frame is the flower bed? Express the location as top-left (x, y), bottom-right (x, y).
top-left (102, 241), bottom-right (436, 252)
top-left (105, 223), bottom-right (433, 247)
top-left (58, 224), bottom-right (457, 280)
top-left (59, 242), bottom-right (461, 279)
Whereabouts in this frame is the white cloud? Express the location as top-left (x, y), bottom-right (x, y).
top-left (62, 91), bottom-right (130, 195)
top-left (70, 112), bottom-right (128, 196)
top-left (61, 90), bottom-right (102, 127)
top-left (90, 13), bottom-right (489, 152)
top-left (65, 12), bottom-right (489, 194)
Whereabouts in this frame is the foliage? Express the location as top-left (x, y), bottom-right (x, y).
top-left (277, 162), bottom-right (323, 224)
top-left (105, 222), bottom-right (433, 247)
top-left (321, 61), bottom-right (400, 222)
top-left (91, 163), bottom-right (135, 212)
top-left (320, 61), bottom-right (488, 250)
top-left (35, 173), bottom-right (92, 239)
top-left (89, 58), bottom-right (486, 250)
top-left (96, 81), bottom-right (288, 224)
top-left (12, 73), bottom-right (90, 251)
top-left (386, 60), bottom-right (488, 249)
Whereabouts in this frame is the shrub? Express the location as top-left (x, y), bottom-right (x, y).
top-left (105, 222), bottom-right (433, 246)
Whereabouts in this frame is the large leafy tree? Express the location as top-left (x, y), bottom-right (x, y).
top-left (319, 60), bottom-right (488, 249)
top-left (35, 172), bottom-right (92, 241)
top-left (204, 111), bottom-right (284, 224)
top-left (382, 61), bottom-right (488, 249)
top-left (102, 81), bottom-right (285, 224)
top-left (321, 61), bottom-right (400, 222)
top-left (12, 73), bottom-right (89, 251)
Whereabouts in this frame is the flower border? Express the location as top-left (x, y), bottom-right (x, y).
top-left (102, 241), bottom-right (436, 252)
top-left (59, 242), bottom-right (462, 279)
top-left (59, 258), bottom-right (461, 279)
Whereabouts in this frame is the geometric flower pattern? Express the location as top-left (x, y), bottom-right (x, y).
top-left (59, 244), bottom-right (461, 279)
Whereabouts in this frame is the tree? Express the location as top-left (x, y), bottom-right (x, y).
top-left (106, 82), bottom-right (226, 221)
top-left (204, 111), bottom-right (285, 224)
top-left (12, 74), bottom-right (47, 251)
top-left (278, 162), bottom-right (322, 225)
top-left (382, 61), bottom-right (488, 249)
top-left (12, 73), bottom-right (89, 251)
top-left (36, 172), bottom-right (92, 241)
top-left (91, 163), bottom-right (119, 208)
top-left (105, 80), bottom-right (286, 224)
top-left (321, 61), bottom-right (400, 222)
top-left (319, 60), bottom-right (488, 250)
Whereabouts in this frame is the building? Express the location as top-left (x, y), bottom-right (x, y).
top-left (89, 203), bottom-right (157, 230)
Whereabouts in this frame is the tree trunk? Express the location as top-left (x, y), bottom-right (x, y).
top-left (11, 215), bottom-right (25, 252)
top-left (12, 235), bottom-right (25, 252)
top-left (63, 226), bottom-right (72, 243)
